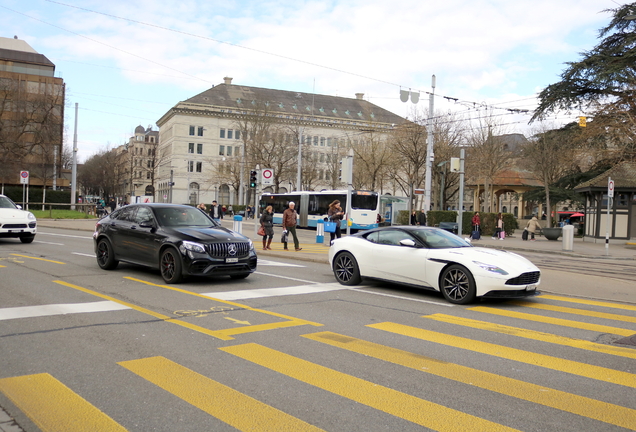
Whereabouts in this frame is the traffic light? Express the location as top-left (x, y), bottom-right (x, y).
top-left (249, 170), bottom-right (257, 188)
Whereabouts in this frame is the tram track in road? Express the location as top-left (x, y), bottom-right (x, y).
top-left (531, 255), bottom-right (636, 281)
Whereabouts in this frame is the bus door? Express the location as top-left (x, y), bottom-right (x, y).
top-left (298, 194), bottom-right (309, 227)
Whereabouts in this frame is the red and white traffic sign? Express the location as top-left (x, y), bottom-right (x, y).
top-left (19, 170), bottom-right (29, 185)
top-left (608, 178), bottom-right (614, 198)
top-left (261, 168), bottom-right (274, 185)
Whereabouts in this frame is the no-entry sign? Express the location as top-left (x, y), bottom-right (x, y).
top-left (261, 168), bottom-right (273, 185)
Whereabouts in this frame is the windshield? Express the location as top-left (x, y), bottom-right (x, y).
top-left (351, 193), bottom-right (378, 210)
top-left (410, 228), bottom-right (472, 249)
top-left (0, 196), bottom-right (17, 209)
top-left (155, 207), bottom-right (218, 228)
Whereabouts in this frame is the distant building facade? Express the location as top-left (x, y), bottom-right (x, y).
top-left (0, 36), bottom-right (66, 189)
top-left (155, 77), bottom-right (405, 206)
top-left (115, 125), bottom-right (160, 203)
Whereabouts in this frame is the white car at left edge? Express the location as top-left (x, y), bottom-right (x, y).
top-left (0, 194), bottom-right (37, 243)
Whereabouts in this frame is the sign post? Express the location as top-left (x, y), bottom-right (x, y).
top-left (20, 171), bottom-right (29, 209)
top-left (606, 177), bottom-right (614, 256)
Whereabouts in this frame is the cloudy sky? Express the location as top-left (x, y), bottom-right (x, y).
top-left (0, 0), bottom-right (619, 162)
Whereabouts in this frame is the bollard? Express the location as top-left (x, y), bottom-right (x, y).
top-left (316, 220), bottom-right (324, 244)
top-left (562, 224), bottom-right (574, 252)
top-left (233, 215), bottom-right (243, 234)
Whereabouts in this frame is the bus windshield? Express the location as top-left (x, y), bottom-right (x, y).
top-left (351, 193), bottom-right (378, 210)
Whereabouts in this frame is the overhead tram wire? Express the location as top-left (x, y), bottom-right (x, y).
top-left (42, 0), bottom-right (536, 117)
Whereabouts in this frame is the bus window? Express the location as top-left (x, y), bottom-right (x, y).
top-left (352, 193), bottom-right (378, 210)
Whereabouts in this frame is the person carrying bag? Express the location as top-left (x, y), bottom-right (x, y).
top-left (326, 200), bottom-right (344, 244)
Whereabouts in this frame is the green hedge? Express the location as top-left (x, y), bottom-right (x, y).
top-left (3, 186), bottom-right (72, 207)
top-left (397, 210), bottom-right (518, 236)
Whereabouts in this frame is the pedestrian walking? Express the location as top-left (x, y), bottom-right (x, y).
top-left (209, 200), bottom-right (221, 221)
top-left (410, 210), bottom-right (417, 225)
top-left (228, 205), bottom-right (234, 216)
top-left (108, 199), bottom-right (116, 214)
top-left (471, 212), bottom-right (481, 239)
top-left (525, 214), bottom-right (541, 241)
top-left (417, 210), bottom-right (427, 226)
top-left (327, 200), bottom-right (345, 244)
top-left (282, 201), bottom-right (302, 251)
top-left (259, 205), bottom-right (274, 250)
top-left (493, 212), bottom-right (504, 240)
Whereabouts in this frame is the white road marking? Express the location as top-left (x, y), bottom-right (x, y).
top-left (257, 259), bottom-right (305, 267)
top-left (38, 232), bottom-right (93, 239)
top-left (0, 301), bottom-right (130, 321)
top-left (72, 252), bottom-right (95, 257)
top-left (34, 241), bottom-right (65, 245)
top-left (203, 283), bottom-right (351, 300)
top-left (353, 288), bottom-right (454, 307)
top-left (255, 272), bottom-right (318, 284)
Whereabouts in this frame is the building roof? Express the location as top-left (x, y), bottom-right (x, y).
top-left (574, 161), bottom-right (636, 190)
top-left (0, 37), bottom-right (54, 68)
top-left (178, 77), bottom-right (405, 126)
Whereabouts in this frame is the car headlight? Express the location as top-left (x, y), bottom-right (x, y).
top-left (27, 212), bottom-right (36, 220)
top-left (473, 261), bottom-right (509, 275)
top-left (248, 239), bottom-right (254, 251)
top-left (180, 241), bottom-right (206, 254)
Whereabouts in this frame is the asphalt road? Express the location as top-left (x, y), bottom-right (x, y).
top-left (0, 228), bottom-right (635, 432)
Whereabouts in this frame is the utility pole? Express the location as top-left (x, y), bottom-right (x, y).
top-left (71, 103), bottom-right (78, 211)
top-left (424, 75), bottom-right (435, 213)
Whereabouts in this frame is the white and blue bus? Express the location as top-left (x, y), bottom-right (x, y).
top-left (260, 190), bottom-right (383, 230)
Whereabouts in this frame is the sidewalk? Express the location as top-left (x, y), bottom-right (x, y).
top-left (36, 218), bottom-right (636, 262)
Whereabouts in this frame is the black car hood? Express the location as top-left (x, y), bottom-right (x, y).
top-left (171, 226), bottom-right (249, 242)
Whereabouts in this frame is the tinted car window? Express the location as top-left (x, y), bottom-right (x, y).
top-left (365, 231), bottom-right (379, 243)
top-left (377, 230), bottom-right (412, 246)
top-left (135, 207), bottom-right (154, 225)
top-left (155, 207), bottom-right (215, 227)
top-left (0, 196), bottom-right (17, 209)
top-left (410, 228), bottom-right (471, 249)
top-left (116, 206), bottom-right (136, 222)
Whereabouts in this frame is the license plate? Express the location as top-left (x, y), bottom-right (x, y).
top-left (226, 258), bottom-right (238, 263)
top-left (526, 284), bottom-right (537, 291)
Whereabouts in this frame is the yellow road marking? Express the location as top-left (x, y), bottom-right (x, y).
top-left (0, 373), bottom-right (126, 432)
top-left (119, 356), bottom-right (323, 432)
top-left (468, 306), bottom-right (635, 336)
top-left (539, 295), bottom-right (636, 312)
top-left (368, 322), bottom-right (636, 388)
top-left (509, 300), bottom-right (636, 324)
top-left (125, 277), bottom-right (322, 339)
top-left (220, 343), bottom-right (519, 432)
top-left (302, 331), bottom-right (636, 430)
top-left (10, 254), bottom-right (65, 264)
top-left (0, 265), bottom-right (5, 268)
top-left (423, 314), bottom-right (636, 360)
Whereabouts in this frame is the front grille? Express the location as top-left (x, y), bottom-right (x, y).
top-left (2, 224), bottom-right (28, 229)
top-left (205, 242), bottom-right (250, 258)
top-left (506, 271), bottom-right (540, 285)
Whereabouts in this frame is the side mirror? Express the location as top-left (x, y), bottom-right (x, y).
top-left (139, 221), bottom-right (154, 229)
top-left (399, 239), bottom-right (418, 247)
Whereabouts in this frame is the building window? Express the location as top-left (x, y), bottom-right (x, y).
top-left (147, 160), bottom-right (152, 168)
top-left (150, 136), bottom-right (155, 143)
top-left (197, 143), bottom-right (203, 154)
top-left (188, 143), bottom-right (194, 153)
top-left (320, 137), bottom-right (325, 146)
top-left (227, 146), bottom-right (233, 156)
top-left (235, 130), bottom-right (241, 140)
top-left (189, 126), bottom-right (195, 136)
top-left (196, 162), bottom-right (202, 173)
top-left (187, 161), bottom-right (194, 173)
top-left (146, 172), bottom-right (151, 179)
top-left (198, 126), bottom-right (203, 136)
top-left (220, 128), bottom-right (226, 138)
top-left (228, 129), bottom-right (233, 139)
top-left (320, 153), bottom-right (325, 162)
top-left (219, 145), bottom-right (225, 156)
top-left (313, 136), bottom-right (318, 146)
top-left (235, 146), bottom-right (240, 156)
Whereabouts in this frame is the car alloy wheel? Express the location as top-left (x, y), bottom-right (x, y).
top-left (96, 238), bottom-right (119, 270)
top-left (333, 251), bottom-right (361, 286)
top-left (440, 264), bottom-right (476, 304)
top-left (161, 248), bottom-right (183, 284)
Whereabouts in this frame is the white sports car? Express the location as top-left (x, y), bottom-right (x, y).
top-left (329, 226), bottom-right (540, 304)
top-left (0, 194), bottom-right (37, 243)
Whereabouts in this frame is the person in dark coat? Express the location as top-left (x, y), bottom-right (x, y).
top-left (259, 205), bottom-right (274, 250)
top-left (417, 210), bottom-right (427, 226)
top-left (410, 210), bottom-right (417, 225)
top-left (327, 200), bottom-right (345, 244)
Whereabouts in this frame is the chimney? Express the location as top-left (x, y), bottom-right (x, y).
top-left (224, 77), bottom-right (233, 85)
top-left (355, 93), bottom-right (364, 100)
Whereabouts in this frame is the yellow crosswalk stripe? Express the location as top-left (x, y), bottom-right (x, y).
top-left (468, 306), bottom-right (635, 336)
top-left (302, 331), bottom-right (636, 430)
top-left (119, 356), bottom-right (322, 432)
top-left (220, 343), bottom-right (520, 432)
top-left (422, 314), bottom-right (636, 360)
top-left (503, 301), bottom-right (636, 324)
top-left (539, 295), bottom-right (636, 312)
top-left (0, 373), bottom-right (126, 432)
top-left (367, 322), bottom-right (636, 388)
